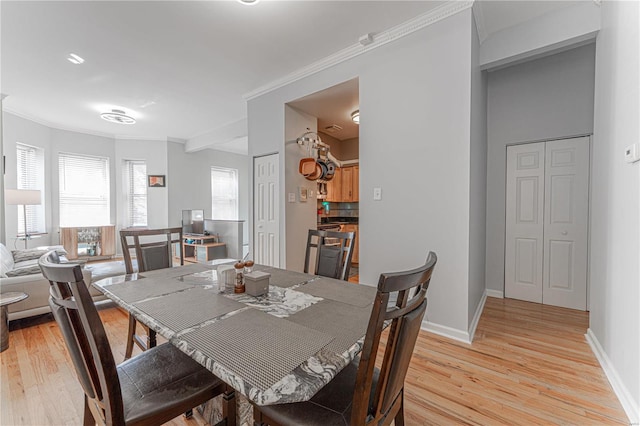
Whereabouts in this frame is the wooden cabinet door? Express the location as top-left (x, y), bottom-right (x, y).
top-left (341, 167), bottom-right (354, 202)
top-left (100, 226), bottom-right (116, 256)
top-left (327, 168), bottom-right (342, 202)
top-left (353, 166), bottom-right (359, 202)
top-left (60, 227), bottom-right (78, 259)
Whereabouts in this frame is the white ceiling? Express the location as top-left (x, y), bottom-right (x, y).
top-left (1, 1), bottom-right (580, 154)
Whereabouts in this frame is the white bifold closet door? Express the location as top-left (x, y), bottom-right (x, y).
top-left (505, 137), bottom-right (590, 310)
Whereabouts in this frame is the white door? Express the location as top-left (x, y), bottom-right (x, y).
top-left (542, 137), bottom-right (589, 310)
top-left (254, 154), bottom-right (279, 267)
top-left (505, 137), bottom-right (590, 310)
top-left (505, 142), bottom-right (545, 303)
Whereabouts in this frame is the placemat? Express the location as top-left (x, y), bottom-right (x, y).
top-left (298, 278), bottom-right (377, 307)
top-left (253, 265), bottom-right (315, 288)
top-left (288, 299), bottom-right (372, 355)
top-left (140, 263), bottom-right (212, 279)
top-left (181, 308), bottom-right (333, 392)
top-left (104, 278), bottom-right (194, 303)
top-left (133, 287), bottom-right (244, 332)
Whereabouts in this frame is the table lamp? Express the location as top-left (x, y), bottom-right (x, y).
top-left (6, 189), bottom-right (42, 249)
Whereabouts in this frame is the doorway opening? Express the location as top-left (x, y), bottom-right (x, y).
top-left (285, 78), bottom-right (360, 279)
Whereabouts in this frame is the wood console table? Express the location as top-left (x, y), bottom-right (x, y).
top-left (60, 225), bottom-right (115, 261)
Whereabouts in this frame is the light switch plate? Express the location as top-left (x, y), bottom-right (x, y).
top-left (288, 193), bottom-right (296, 203)
top-left (373, 187), bottom-right (382, 201)
top-left (624, 143), bottom-right (640, 163)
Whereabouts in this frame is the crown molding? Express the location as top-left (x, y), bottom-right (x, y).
top-left (472, 1), bottom-right (488, 44)
top-left (244, 0), bottom-right (473, 101)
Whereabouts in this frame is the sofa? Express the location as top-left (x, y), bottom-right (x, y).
top-left (0, 243), bottom-right (127, 320)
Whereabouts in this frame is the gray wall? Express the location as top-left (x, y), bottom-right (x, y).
top-left (485, 43), bottom-right (596, 293)
top-left (249, 10), bottom-right (476, 335)
top-left (167, 142), bottom-right (249, 246)
top-left (590, 0), bottom-right (639, 416)
top-left (284, 106), bottom-right (317, 272)
top-left (468, 17), bottom-right (487, 326)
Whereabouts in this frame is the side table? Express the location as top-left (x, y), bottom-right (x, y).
top-left (1, 292), bottom-right (28, 352)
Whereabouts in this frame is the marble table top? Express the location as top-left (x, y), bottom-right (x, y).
top-left (93, 264), bottom-right (376, 406)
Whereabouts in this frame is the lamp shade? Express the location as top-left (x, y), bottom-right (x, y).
top-left (5, 189), bottom-right (42, 205)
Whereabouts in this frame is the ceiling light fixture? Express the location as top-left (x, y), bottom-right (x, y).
top-left (100, 109), bottom-right (136, 125)
top-left (237, 0), bottom-right (260, 5)
top-left (67, 53), bottom-right (85, 64)
top-left (351, 110), bottom-right (360, 124)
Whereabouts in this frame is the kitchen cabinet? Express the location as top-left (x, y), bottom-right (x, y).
top-left (327, 166), bottom-right (359, 202)
top-left (341, 224), bottom-right (359, 264)
top-left (326, 168), bottom-right (342, 202)
top-left (60, 225), bottom-right (116, 261)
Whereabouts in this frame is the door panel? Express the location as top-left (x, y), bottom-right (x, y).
top-left (543, 137), bottom-right (589, 310)
top-left (254, 154), bottom-right (279, 267)
top-left (505, 142), bottom-right (545, 303)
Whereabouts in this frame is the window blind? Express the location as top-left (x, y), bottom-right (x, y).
top-left (126, 160), bottom-right (147, 227)
top-left (16, 143), bottom-right (44, 233)
top-left (211, 167), bottom-right (238, 220)
top-left (59, 152), bottom-right (110, 227)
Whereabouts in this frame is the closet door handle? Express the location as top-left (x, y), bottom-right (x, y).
top-left (561, 231), bottom-right (568, 235)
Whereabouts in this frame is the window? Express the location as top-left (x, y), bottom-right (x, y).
top-left (59, 152), bottom-right (110, 226)
top-left (211, 167), bottom-right (238, 220)
top-left (124, 160), bottom-right (147, 227)
top-left (16, 143), bottom-right (45, 233)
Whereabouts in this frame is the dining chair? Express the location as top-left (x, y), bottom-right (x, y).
top-left (38, 251), bottom-right (234, 426)
top-left (304, 229), bottom-right (355, 281)
top-left (254, 251), bottom-right (437, 426)
top-left (120, 227), bottom-right (183, 360)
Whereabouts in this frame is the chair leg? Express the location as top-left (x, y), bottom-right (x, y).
top-left (124, 314), bottom-right (137, 360)
top-left (393, 392), bottom-right (405, 426)
top-left (253, 406), bottom-right (265, 426)
top-left (83, 395), bottom-right (95, 426)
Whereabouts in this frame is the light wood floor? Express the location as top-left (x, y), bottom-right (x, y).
top-left (0, 297), bottom-right (628, 425)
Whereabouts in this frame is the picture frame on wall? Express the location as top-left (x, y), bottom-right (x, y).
top-left (148, 175), bottom-right (166, 187)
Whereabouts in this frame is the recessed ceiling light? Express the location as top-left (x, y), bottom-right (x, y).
top-left (237, 0), bottom-right (260, 5)
top-left (351, 110), bottom-right (360, 124)
top-left (67, 53), bottom-right (85, 64)
top-left (100, 109), bottom-right (136, 125)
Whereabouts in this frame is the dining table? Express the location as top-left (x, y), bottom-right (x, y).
top-left (92, 261), bottom-right (378, 426)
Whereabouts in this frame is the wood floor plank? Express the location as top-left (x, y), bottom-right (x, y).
top-left (0, 297), bottom-right (628, 425)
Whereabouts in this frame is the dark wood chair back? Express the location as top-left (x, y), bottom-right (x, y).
top-left (39, 251), bottom-right (125, 424)
top-left (120, 227), bottom-right (184, 274)
top-left (352, 251), bottom-right (437, 425)
top-left (304, 229), bottom-right (355, 281)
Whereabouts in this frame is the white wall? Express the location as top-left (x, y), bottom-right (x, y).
top-left (485, 44), bottom-right (596, 293)
top-left (284, 105), bottom-right (317, 271)
top-left (590, 0), bottom-right (639, 420)
top-left (249, 10), bottom-right (475, 334)
top-left (167, 142), bottom-right (249, 248)
top-left (468, 17), bottom-right (487, 327)
top-left (115, 138), bottom-right (169, 230)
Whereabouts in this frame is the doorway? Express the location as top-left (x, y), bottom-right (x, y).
top-left (504, 136), bottom-right (590, 310)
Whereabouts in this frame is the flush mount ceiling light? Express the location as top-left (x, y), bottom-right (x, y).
top-left (100, 109), bottom-right (136, 125)
top-left (237, 0), bottom-right (260, 5)
top-left (351, 110), bottom-right (360, 124)
top-left (67, 53), bottom-right (85, 64)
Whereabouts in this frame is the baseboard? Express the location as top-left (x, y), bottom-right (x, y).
top-left (485, 289), bottom-right (504, 298)
top-left (585, 328), bottom-right (639, 424)
top-left (421, 320), bottom-right (471, 344)
top-left (468, 291), bottom-right (488, 342)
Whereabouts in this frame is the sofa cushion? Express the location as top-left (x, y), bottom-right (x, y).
top-left (0, 243), bottom-right (15, 278)
top-left (11, 247), bottom-right (67, 263)
top-left (5, 259), bottom-right (42, 277)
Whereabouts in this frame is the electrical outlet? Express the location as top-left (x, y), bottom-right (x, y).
top-left (288, 193), bottom-right (296, 203)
